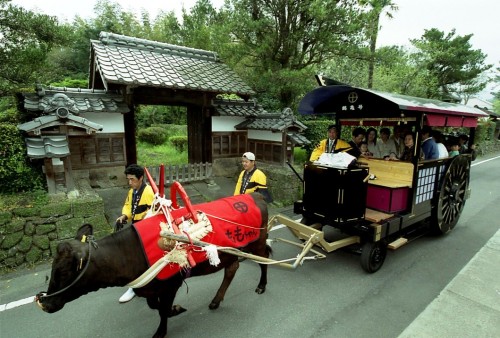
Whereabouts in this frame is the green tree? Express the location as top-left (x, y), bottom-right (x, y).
top-left (411, 28), bottom-right (492, 101)
top-left (360, 0), bottom-right (398, 88)
top-left (0, 0), bottom-right (69, 93)
top-left (179, 0), bottom-right (220, 49)
top-left (492, 65), bottom-right (500, 114)
top-left (221, 0), bottom-right (367, 109)
top-left (373, 46), bottom-right (434, 97)
top-left (149, 11), bottom-right (182, 44)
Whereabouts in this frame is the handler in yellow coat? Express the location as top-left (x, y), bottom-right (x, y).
top-left (309, 124), bottom-right (351, 161)
top-left (116, 164), bottom-right (155, 303)
top-left (234, 152), bottom-right (272, 203)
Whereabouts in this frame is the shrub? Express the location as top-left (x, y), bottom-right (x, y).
top-left (293, 147), bottom-right (308, 165)
top-left (150, 124), bottom-right (187, 138)
top-left (0, 124), bottom-right (45, 193)
top-left (169, 136), bottom-right (188, 153)
top-left (137, 126), bottom-right (167, 145)
top-left (475, 120), bottom-right (494, 143)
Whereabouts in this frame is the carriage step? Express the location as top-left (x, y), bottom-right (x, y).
top-left (388, 237), bottom-right (408, 250)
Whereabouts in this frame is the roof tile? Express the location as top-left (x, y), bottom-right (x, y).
top-left (92, 32), bottom-right (254, 96)
top-left (22, 87), bottom-right (130, 114)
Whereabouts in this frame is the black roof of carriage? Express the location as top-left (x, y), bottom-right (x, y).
top-left (298, 85), bottom-right (489, 127)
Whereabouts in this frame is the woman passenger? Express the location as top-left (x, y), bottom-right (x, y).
top-left (400, 132), bottom-right (416, 161)
top-left (366, 128), bottom-right (378, 157)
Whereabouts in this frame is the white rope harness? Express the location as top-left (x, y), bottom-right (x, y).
top-left (127, 198), bottom-right (217, 288)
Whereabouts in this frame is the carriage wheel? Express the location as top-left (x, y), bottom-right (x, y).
top-left (360, 241), bottom-right (387, 273)
top-left (431, 155), bottom-right (470, 235)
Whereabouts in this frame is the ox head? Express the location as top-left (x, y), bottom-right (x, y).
top-left (36, 224), bottom-right (94, 313)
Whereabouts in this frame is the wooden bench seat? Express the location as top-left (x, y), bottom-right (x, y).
top-left (362, 158), bottom-right (414, 188)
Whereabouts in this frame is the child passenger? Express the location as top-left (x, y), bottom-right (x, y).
top-left (449, 142), bottom-right (460, 157)
top-left (360, 141), bottom-right (373, 157)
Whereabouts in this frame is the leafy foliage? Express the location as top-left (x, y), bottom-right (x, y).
top-left (0, 0), bottom-right (69, 93)
top-left (222, 0), bottom-right (368, 108)
top-left (136, 105), bottom-right (187, 128)
top-left (169, 136), bottom-right (188, 153)
top-left (137, 126), bottom-right (168, 145)
top-left (0, 124), bottom-right (45, 193)
top-left (411, 28), bottom-right (492, 101)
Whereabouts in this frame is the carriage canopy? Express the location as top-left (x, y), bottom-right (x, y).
top-left (297, 85), bottom-right (489, 127)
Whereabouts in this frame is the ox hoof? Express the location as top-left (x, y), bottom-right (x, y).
top-left (169, 304), bottom-right (187, 317)
top-left (255, 286), bottom-right (266, 294)
top-left (209, 301), bottom-right (220, 310)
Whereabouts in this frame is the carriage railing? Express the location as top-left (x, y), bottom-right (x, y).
top-left (415, 159), bottom-right (449, 205)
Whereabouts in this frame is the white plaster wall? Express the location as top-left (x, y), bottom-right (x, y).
top-left (212, 116), bottom-right (245, 131)
top-left (83, 112), bottom-right (124, 133)
top-left (249, 130), bottom-right (281, 142)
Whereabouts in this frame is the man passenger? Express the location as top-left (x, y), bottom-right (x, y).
top-left (309, 124), bottom-right (351, 161)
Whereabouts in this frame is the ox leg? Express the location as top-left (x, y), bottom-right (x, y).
top-left (255, 262), bottom-right (268, 294)
top-left (147, 298), bottom-right (186, 317)
top-left (255, 245), bottom-right (271, 294)
top-left (209, 259), bottom-right (239, 310)
top-left (152, 285), bottom-right (182, 338)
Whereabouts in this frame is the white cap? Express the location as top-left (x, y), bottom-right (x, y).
top-left (242, 152), bottom-right (255, 161)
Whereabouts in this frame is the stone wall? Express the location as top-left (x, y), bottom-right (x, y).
top-left (262, 163), bottom-right (303, 206)
top-left (0, 195), bottom-right (110, 270)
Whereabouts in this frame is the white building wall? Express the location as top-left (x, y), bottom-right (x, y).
top-left (83, 112), bottom-right (124, 133)
top-left (249, 130), bottom-right (281, 142)
top-left (212, 116), bottom-right (246, 131)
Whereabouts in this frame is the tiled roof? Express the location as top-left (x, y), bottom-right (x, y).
top-left (233, 107), bottom-right (310, 145)
top-left (23, 86), bottom-right (130, 114)
top-left (212, 98), bottom-right (267, 117)
top-left (25, 136), bottom-right (70, 159)
top-left (234, 108), bottom-right (308, 132)
top-left (287, 132), bottom-right (311, 145)
top-left (91, 32), bottom-right (254, 97)
top-left (18, 114), bottom-right (103, 135)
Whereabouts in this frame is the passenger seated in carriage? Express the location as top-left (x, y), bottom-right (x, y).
top-left (309, 124), bottom-right (351, 161)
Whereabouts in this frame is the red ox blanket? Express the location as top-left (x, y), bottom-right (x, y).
top-left (133, 194), bottom-right (263, 280)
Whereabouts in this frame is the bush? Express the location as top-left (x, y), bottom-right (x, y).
top-left (293, 147), bottom-right (308, 165)
top-left (475, 120), bottom-right (496, 143)
top-left (150, 124), bottom-right (187, 138)
top-left (137, 126), bottom-right (167, 145)
top-left (169, 136), bottom-right (188, 153)
top-left (0, 124), bottom-right (45, 193)
top-left (136, 105), bottom-right (187, 128)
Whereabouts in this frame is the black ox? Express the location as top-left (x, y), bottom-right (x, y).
top-left (35, 193), bottom-right (270, 338)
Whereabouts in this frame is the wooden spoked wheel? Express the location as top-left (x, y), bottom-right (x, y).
top-left (431, 155), bottom-right (470, 235)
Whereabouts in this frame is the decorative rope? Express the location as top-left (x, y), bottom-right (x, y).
top-left (202, 212), bottom-right (267, 230)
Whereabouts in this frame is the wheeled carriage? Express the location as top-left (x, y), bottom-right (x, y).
top-left (270, 84), bottom-right (488, 273)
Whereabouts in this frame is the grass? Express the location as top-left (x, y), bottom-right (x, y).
top-left (136, 141), bottom-right (188, 167)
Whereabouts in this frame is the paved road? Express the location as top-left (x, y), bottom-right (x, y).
top-left (1, 155), bottom-right (499, 338)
